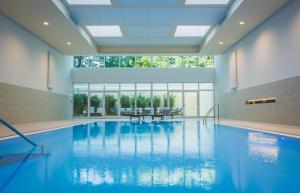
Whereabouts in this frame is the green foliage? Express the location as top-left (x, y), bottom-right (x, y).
top-left (199, 56), bottom-right (214, 68)
top-left (136, 56), bottom-right (151, 67)
top-left (73, 93), bottom-right (88, 116)
top-left (136, 94), bottom-right (150, 109)
top-left (163, 94), bottom-right (168, 108)
top-left (74, 56), bottom-right (214, 68)
top-left (169, 94), bottom-right (176, 109)
top-left (152, 56), bottom-right (167, 67)
top-left (120, 95), bottom-right (132, 109)
top-left (152, 96), bottom-right (161, 113)
top-left (167, 57), bottom-right (176, 65)
top-left (74, 56), bottom-right (104, 68)
top-left (90, 95), bottom-right (101, 113)
top-left (105, 56), bottom-right (119, 67)
top-left (181, 56), bottom-right (198, 67)
top-left (105, 95), bottom-right (117, 115)
top-left (121, 56), bottom-right (135, 67)
top-left (167, 56), bottom-right (182, 67)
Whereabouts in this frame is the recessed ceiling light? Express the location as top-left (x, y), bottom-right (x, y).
top-left (185, 0), bottom-right (230, 5)
top-left (219, 41), bottom-right (224, 45)
top-left (43, 21), bottom-right (49, 26)
top-left (174, 26), bottom-right (210, 37)
top-left (86, 26), bottom-right (123, 37)
top-left (239, 21), bottom-right (245, 25)
top-left (67, 42), bottom-right (72, 45)
top-left (65, 0), bottom-right (111, 5)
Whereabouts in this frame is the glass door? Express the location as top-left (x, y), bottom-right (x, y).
top-left (169, 92), bottom-right (183, 117)
top-left (199, 90), bottom-right (214, 117)
top-left (89, 92), bottom-right (104, 117)
top-left (184, 92), bottom-right (198, 117)
top-left (105, 92), bottom-right (119, 116)
top-left (120, 91), bottom-right (135, 116)
top-left (73, 90), bottom-right (88, 117)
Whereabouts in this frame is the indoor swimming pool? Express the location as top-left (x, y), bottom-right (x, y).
top-left (0, 120), bottom-right (300, 193)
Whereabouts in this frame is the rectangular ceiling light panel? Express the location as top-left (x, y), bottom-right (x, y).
top-left (174, 26), bottom-right (210, 37)
top-left (185, 0), bottom-right (230, 5)
top-left (86, 26), bottom-right (123, 37)
top-left (66, 0), bottom-right (111, 5)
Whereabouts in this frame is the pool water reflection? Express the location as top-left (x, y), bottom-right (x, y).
top-left (1, 120), bottom-right (300, 193)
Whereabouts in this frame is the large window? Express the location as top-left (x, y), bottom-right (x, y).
top-left (73, 84), bottom-right (88, 117)
top-left (74, 56), bottom-right (105, 68)
top-left (152, 83), bottom-right (168, 114)
top-left (152, 56), bottom-right (167, 68)
top-left (120, 84), bottom-right (135, 115)
top-left (199, 83), bottom-right (214, 117)
top-left (105, 56), bottom-right (120, 68)
top-left (166, 56), bottom-right (182, 68)
top-left (89, 92), bottom-right (103, 117)
top-left (105, 92), bottom-right (118, 116)
top-left (136, 84), bottom-right (151, 114)
top-left (182, 56), bottom-right (198, 68)
top-left (136, 56), bottom-right (151, 68)
top-left (74, 56), bottom-right (213, 68)
top-left (121, 56), bottom-right (135, 67)
top-left (73, 83), bottom-right (214, 117)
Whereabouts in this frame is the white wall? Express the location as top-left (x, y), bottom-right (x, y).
top-left (72, 68), bottom-right (215, 84)
top-left (215, 0), bottom-right (300, 95)
top-left (0, 13), bottom-right (73, 95)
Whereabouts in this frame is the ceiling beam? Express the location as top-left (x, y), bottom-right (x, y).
top-left (98, 46), bottom-right (200, 55)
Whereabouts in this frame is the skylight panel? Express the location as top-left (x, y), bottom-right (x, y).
top-left (174, 26), bottom-right (210, 37)
top-left (65, 0), bottom-right (111, 5)
top-left (86, 26), bottom-right (123, 37)
top-left (185, 0), bottom-right (230, 5)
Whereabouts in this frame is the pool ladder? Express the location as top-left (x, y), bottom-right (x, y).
top-left (203, 104), bottom-right (220, 125)
top-left (0, 118), bottom-right (38, 147)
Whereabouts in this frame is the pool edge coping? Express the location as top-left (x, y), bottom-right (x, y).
top-left (0, 120), bottom-right (99, 141)
top-left (216, 122), bottom-right (300, 139)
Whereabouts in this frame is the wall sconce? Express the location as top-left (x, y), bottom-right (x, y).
top-left (246, 98), bottom-right (276, 105)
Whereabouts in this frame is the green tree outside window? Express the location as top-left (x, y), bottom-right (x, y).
top-left (105, 56), bottom-right (120, 67)
top-left (121, 56), bottom-right (135, 67)
top-left (136, 56), bottom-right (151, 67)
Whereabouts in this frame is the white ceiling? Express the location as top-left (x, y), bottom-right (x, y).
top-left (0, 0), bottom-right (290, 55)
top-left (66, 0), bottom-right (228, 48)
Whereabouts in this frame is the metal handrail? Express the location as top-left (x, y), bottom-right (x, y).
top-left (0, 118), bottom-right (37, 146)
top-left (203, 104), bottom-right (220, 125)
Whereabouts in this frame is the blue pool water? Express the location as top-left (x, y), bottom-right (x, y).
top-left (1, 120), bottom-right (300, 193)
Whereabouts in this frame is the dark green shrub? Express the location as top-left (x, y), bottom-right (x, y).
top-left (73, 93), bottom-right (88, 116)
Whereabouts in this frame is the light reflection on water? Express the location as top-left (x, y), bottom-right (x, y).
top-left (1, 120), bottom-right (300, 193)
top-left (248, 132), bottom-right (279, 163)
top-left (71, 121), bottom-right (216, 189)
